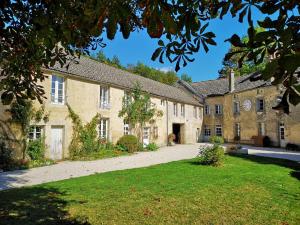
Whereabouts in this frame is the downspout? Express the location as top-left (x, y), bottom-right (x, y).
top-left (166, 99), bottom-right (169, 145)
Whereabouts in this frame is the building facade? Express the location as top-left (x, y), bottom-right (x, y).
top-left (0, 57), bottom-right (203, 160)
top-left (179, 72), bottom-right (300, 147)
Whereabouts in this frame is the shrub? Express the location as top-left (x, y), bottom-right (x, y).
top-left (168, 133), bottom-right (176, 145)
top-left (0, 141), bottom-right (13, 171)
top-left (117, 135), bottom-right (139, 153)
top-left (145, 143), bottom-right (159, 151)
top-left (198, 144), bottom-right (224, 167)
top-left (27, 138), bottom-right (45, 160)
top-left (209, 136), bottom-right (224, 144)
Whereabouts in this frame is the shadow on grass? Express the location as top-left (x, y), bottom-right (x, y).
top-left (227, 153), bottom-right (300, 181)
top-left (0, 186), bottom-right (90, 225)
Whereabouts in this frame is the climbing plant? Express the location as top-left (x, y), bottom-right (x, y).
top-left (118, 83), bottom-right (163, 142)
top-left (67, 104), bottom-right (101, 159)
top-left (7, 99), bottom-right (49, 158)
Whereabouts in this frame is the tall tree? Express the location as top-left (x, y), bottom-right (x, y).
top-left (127, 62), bottom-right (178, 85)
top-left (118, 83), bottom-right (163, 142)
top-left (181, 73), bottom-right (193, 83)
top-left (1, 1), bottom-right (299, 112)
top-left (219, 28), bottom-right (268, 78)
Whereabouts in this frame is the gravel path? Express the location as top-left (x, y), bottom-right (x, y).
top-left (1, 143), bottom-right (299, 191)
top-left (0, 144), bottom-right (203, 191)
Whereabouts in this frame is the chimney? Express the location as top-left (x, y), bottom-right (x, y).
top-left (229, 69), bottom-right (235, 92)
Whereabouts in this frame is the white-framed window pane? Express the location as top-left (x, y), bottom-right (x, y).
top-left (215, 105), bottom-right (222, 114)
top-left (51, 75), bottom-right (64, 104)
top-left (215, 125), bottom-right (222, 136)
top-left (99, 119), bottom-right (109, 139)
top-left (124, 121), bottom-right (130, 135)
top-left (279, 122), bottom-right (285, 140)
top-left (234, 102), bottom-right (240, 113)
top-left (100, 86), bottom-right (110, 109)
top-left (173, 103), bottom-right (178, 116)
top-left (181, 104), bottom-right (185, 117)
top-left (205, 105), bottom-right (210, 115)
top-left (235, 123), bottom-right (240, 137)
top-left (204, 125), bottom-right (211, 136)
top-left (257, 99), bottom-right (264, 111)
top-left (28, 126), bottom-right (43, 140)
top-left (258, 122), bottom-right (265, 136)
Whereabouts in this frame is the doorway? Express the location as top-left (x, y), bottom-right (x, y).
top-left (50, 126), bottom-right (64, 160)
top-left (279, 122), bottom-right (286, 147)
top-left (172, 123), bottom-right (181, 144)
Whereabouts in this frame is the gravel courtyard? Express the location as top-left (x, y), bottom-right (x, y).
top-left (0, 143), bottom-right (299, 191)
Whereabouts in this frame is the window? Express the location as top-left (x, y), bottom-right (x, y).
top-left (256, 98), bottom-right (264, 112)
top-left (233, 102), bottom-right (240, 114)
top-left (204, 105), bottom-right (210, 115)
top-left (100, 86), bottom-right (110, 109)
top-left (29, 126), bottom-right (42, 140)
top-left (215, 104), bottom-right (222, 115)
top-left (215, 125), bottom-right (222, 136)
top-left (180, 104), bottom-right (185, 117)
top-left (235, 123), bottom-right (240, 138)
top-left (194, 106), bottom-right (198, 118)
top-left (51, 75), bottom-right (64, 104)
top-left (124, 91), bottom-right (131, 106)
top-left (161, 99), bottom-right (165, 106)
top-left (173, 103), bottom-right (178, 116)
top-left (258, 122), bottom-right (265, 136)
top-left (152, 126), bottom-right (158, 139)
top-left (279, 122), bottom-right (285, 140)
top-left (123, 121), bottom-right (130, 135)
top-left (204, 125), bottom-right (211, 136)
top-left (99, 118), bottom-right (109, 140)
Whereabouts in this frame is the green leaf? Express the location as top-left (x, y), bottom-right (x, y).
top-left (261, 59), bottom-right (279, 80)
top-left (151, 48), bottom-right (162, 61)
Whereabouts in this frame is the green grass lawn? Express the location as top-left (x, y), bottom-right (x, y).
top-left (0, 154), bottom-right (299, 225)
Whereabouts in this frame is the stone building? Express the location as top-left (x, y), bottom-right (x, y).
top-left (0, 57), bottom-right (203, 160)
top-left (178, 72), bottom-right (300, 147)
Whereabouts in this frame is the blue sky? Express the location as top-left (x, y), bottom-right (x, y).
top-left (93, 12), bottom-right (264, 82)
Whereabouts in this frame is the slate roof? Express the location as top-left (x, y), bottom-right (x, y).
top-left (49, 56), bottom-right (201, 105)
top-left (191, 73), bottom-right (272, 97)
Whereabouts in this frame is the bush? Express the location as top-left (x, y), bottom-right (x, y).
top-left (27, 138), bottom-right (45, 160)
top-left (198, 144), bottom-right (224, 167)
top-left (0, 141), bottom-right (13, 171)
top-left (209, 136), bottom-right (224, 144)
top-left (117, 135), bottom-right (140, 153)
top-left (168, 133), bottom-right (176, 145)
top-left (145, 143), bottom-right (158, 151)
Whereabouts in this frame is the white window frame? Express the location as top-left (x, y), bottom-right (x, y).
top-left (215, 104), bottom-right (222, 115)
top-left (194, 106), bottom-right (198, 118)
top-left (215, 125), bottom-right (222, 137)
top-left (256, 98), bottom-right (264, 112)
top-left (233, 102), bottom-right (240, 114)
top-left (29, 126), bottom-right (43, 140)
top-left (123, 121), bottom-right (130, 135)
top-left (124, 91), bottom-right (131, 107)
top-left (51, 75), bottom-right (65, 104)
top-left (204, 105), bottom-right (210, 115)
top-left (235, 123), bottom-right (241, 137)
top-left (258, 122), bottom-right (265, 136)
top-left (99, 118), bottom-right (109, 140)
top-left (161, 99), bottom-right (165, 106)
top-left (279, 122), bottom-right (285, 140)
top-left (204, 125), bottom-right (211, 137)
top-left (180, 104), bottom-right (185, 117)
top-left (100, 86), bottom-right (110, 109)
top-left (173, 103), bottom-right (178, 116)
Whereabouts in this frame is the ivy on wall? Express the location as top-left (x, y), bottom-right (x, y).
top-left (67, 104), bottom-right (101, 159)
top-left (7, 99), bottom-right (49, 158)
